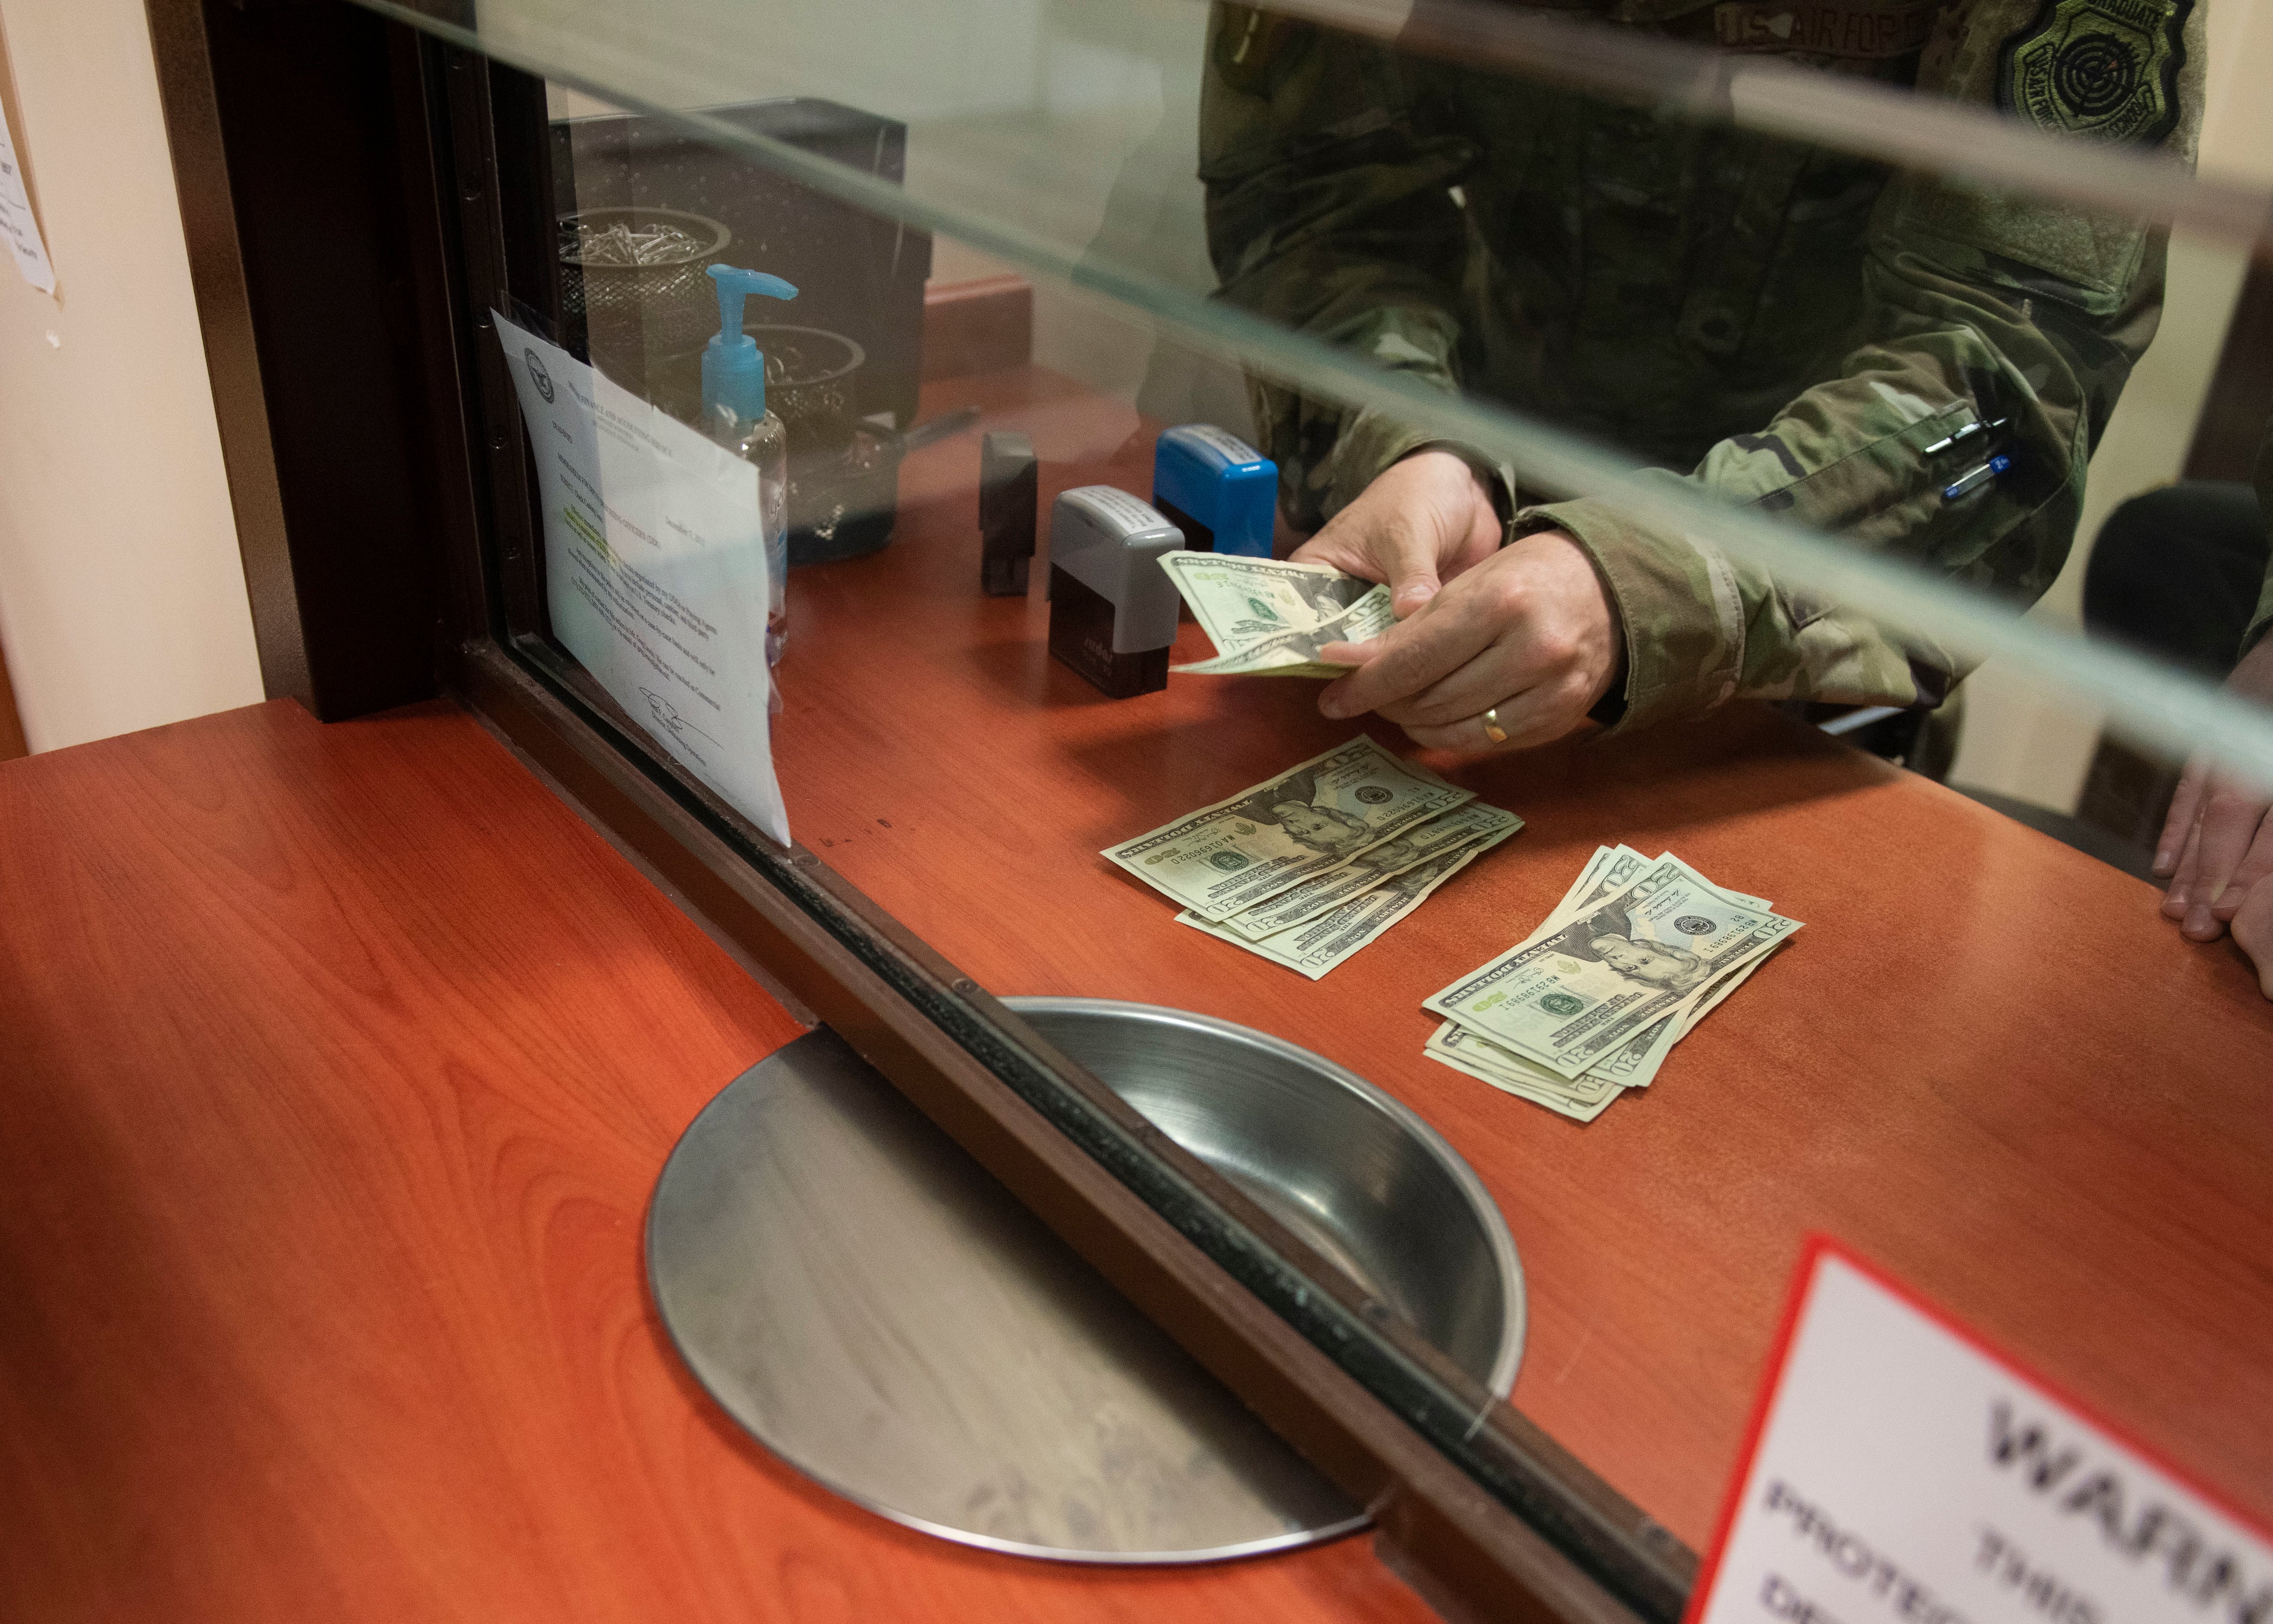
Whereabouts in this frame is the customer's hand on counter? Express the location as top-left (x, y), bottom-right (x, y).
top-left (2155, 635), bottom-right (2273, 998)
top-left (2230, 879), bottom-right (2273, 998)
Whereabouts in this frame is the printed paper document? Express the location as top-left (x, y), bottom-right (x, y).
top-left (493, 310), bottom-right (789, 847)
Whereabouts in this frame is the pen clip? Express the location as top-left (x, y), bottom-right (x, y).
top-left (1941, 453), bottom-right (2012, 501)
top-left (1922, 416), bottom-right (2012, 458)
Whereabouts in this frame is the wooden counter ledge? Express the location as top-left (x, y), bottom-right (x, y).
top-left (0, 699), bottom-right (1435, 1624)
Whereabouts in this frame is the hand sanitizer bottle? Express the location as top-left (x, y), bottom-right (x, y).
top-left (701, 265), bottom-right (799, 673)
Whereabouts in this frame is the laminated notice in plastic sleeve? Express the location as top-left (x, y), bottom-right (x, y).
top-left (491, 308), bottom-right (791, 847)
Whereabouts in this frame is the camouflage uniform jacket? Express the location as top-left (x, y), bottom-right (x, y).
top-left (1200, 0), bottom-right (2207, 731)
top-left (2252, 418), bottom-right (2273, 657)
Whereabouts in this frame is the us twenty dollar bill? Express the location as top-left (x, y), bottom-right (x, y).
top-left (1677, 952), bottom-right (1770, 1038)
top-left (1104, 737), bottom-right (1472, 921)
top-left (1217, 801), bottom-right (1522, 939)
top-left (1489, 845), bottom-right (1677, 1092)
top-left (1424, 1020), bottom-right (1620, 1123)
top-left (1424, 853), bottom-right (1802, 1079)
top-left (1558, 845), bottom-right (1770, 924)
top-left (1178, 825), bottom-right (1507, 978)
top-left (1531, 845), bottom-right (1774, 1086)
top-left (1174, 589), bottom-right (1393, 677)
top-left (1159, 550), bottom-right (1392, 676)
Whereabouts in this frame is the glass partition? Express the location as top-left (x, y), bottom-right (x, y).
top-left (365, 0), bottom-right (2273, 777)
top-left (352, 0), bottom-right (2273, 1602)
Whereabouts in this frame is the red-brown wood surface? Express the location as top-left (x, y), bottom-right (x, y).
top-left (771, 368), bottom-right (2273, 1545)
top-left (0, 699), bottom-right (1437, 1623)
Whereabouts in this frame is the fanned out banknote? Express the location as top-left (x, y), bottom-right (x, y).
top-left (1157, 551), bottom-right (1392, 677)
top-left (1422, 845), bottom-right (1799, 1119)
top-left (1424, 1020), bottom-right (1622, 1123)
top-left (1101, 736), bottom-right (1476, 922)
top-left (1178, 813), bottom-right (1518, 978)
top-left (1104, 737), bottom-right (1521, 973)
top-left (1217, 800), bottom-right (1522, 939)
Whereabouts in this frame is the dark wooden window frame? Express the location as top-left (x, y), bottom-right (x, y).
top-left (144, 4), bottom-right (1697, 1619)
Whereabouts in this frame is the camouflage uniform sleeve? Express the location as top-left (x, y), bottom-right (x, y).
top-left (1197, 5), bottom-right (1516, 531)
top-left (1515, 0), bottom-right (2205, 732)
top-left (2248, 415), bottom-right (2273, 657)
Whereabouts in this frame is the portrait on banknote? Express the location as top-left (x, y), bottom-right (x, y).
top-left (1226, 765), bottom-right (1376, 859)
top-left (1550, 908), bottom-right (1714, 997)
top-left (1269, 798), bottom-right (1370, 856)
top-left (1283, 571), bottom-right (1372, 622)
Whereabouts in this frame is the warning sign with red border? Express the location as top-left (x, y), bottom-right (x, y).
top-left (1687, 1239), bottom-right (2271, 1624)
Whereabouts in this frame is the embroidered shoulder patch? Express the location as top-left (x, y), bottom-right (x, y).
top-left (1999, 0), bottom-right (2191, 142)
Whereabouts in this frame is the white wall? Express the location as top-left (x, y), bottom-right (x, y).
top-left (0, 0), bottom-right (260, 754)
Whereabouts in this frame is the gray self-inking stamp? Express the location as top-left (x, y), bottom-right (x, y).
top-left (979, 431), bottom-right (1037, 596)
top-left (1047, 486), bottom-right (1182, 698)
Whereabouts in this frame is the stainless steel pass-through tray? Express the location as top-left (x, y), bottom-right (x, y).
top-left (647, 1001), bottom-right (1524, 1563)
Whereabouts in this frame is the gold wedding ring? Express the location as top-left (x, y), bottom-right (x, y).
top-left (1480, 706), bottom-right (1509, 745)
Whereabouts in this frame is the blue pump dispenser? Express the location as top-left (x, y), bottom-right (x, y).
top-left (702, 266), bottom-right (799, 424)
top-left (700, 265), bottom-right (800, 683)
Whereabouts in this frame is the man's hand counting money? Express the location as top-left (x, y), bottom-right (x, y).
top-left (1313, 530), bottom-right (1623, 754)
top-left (1289, 449), bottom-right (1502, 618)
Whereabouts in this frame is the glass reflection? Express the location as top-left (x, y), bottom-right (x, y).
top-left (431, 0), bottom-right (2273, 1573)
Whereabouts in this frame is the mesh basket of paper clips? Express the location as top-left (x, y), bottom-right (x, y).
top-left (557, 206), bottom-right (732, 360)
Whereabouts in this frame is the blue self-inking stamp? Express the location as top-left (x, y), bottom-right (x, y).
top-left (1151, 425), bottom-right (1276, 559)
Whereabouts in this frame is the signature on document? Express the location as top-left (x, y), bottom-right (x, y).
top-left (636, 687), bottom-right (720, 759)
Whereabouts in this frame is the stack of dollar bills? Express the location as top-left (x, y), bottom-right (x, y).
top-left (1157, 549), bottom-right (1389, 676)
top-left (1102, 737), bottom-right (1521, 979)
top-left (1421, 846), bottom-right (1802, 1121)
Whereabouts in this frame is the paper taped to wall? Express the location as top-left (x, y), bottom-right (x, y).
top-left (0, 96), bottom-right (55, 294)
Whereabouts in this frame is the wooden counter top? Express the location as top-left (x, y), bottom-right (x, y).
top-left (769, 366), bottom-right (2273, 1545)
top-left (0, 699), bottom-right (1434, 1623)
top-left (9, 373), bottom-right (2266, 1623)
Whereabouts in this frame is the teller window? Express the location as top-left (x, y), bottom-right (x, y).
top-left (340, 0), bottom-right (2273, 1610)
